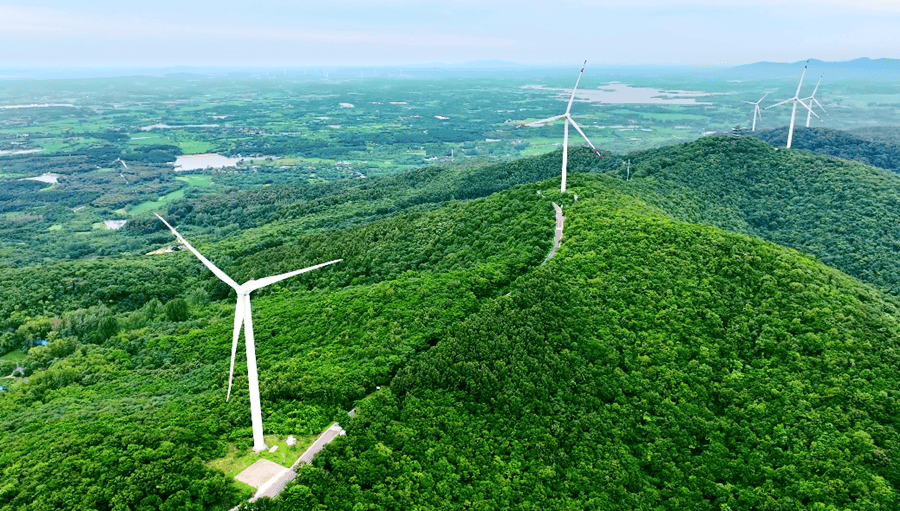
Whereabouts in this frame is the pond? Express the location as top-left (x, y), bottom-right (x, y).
top-left (174, 154), bottom-right (242, 171)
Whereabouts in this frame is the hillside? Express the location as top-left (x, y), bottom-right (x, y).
top-left (4, 138), bottom-right (900, 509)
top-left (0, 179), bottom-right (562, 510)
top-left (268, 176), bottom-right (900, 510)
top-left (851, 126), bottom-right (900, 147)
top-left (725, 57), bottom-right (900, 79)
top-left (750, 126), bottom-right (900, 173)
top-left (615, 136), bottom-right (900, 298)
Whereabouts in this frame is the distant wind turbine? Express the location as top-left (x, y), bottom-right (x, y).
top-left (155, 213), bottom-right (341, 452)
top-left (519, 60), bottom-right (601, 193)
top-left (802, 75), bottom-right (826, 127)
top-left (745, 93), bottom-right (768, 132)
top-left (764, 61), bottom-right (821, 148)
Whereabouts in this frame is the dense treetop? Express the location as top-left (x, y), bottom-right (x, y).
top-left (265, 178), bottom-right (900, 510)
top-left (751, 126), bottom-right (900, 173)
top-left (3, 134), bottom-right (900, 509)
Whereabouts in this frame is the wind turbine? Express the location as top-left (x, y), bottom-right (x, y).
top-left (802, 75), bottom-right (826, 127)
top-left (745, 93), bottom-right (768, 131)
top-left (519, 60), bottom-right (601, 193)
top-left (155, 213), bottom-right (341, 452)
top-left (764, 61), bottom-right (821, 148)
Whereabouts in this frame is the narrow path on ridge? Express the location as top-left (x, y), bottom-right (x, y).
top-left (545, 202), bottom-right (565, 263)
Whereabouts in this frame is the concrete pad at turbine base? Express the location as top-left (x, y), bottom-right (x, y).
top-left (235, 459), bottom-right (291, 489)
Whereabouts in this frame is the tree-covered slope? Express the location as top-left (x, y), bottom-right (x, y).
top-left (273, 180), bottom-right (900, 510)
top-left (616, 136), bottom-right (900, 297)
top-left (0, 181), bottom-right (561, 510)
top-left (750, 126), bottom-right (900, 173)
top-left (850, 126), bottom-right (900, 147)
top-left (5, 138), bottom-right (900, 510)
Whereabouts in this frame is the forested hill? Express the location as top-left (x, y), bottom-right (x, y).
top-left (850, 126), bottom-right (900, 147)
top-left (616, 135), bottom-right (900, 297)
top-left (270, 176), bottom-right (900, 510)
top-left (5, 137), bottom-right (900, 509)
top-left (749, 126), bottom-right (900, 173)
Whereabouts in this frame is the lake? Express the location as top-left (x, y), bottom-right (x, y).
top-left (174, 154), bottom-right (242, 171)
top-left (523, 82), bottom-right (714, 105)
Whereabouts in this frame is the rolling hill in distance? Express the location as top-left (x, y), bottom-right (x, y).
top-left (3, 129), bottom-right (900, 508)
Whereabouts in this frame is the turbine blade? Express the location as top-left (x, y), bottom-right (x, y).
top-left (568, 117), bottom-right (600, 154)
top-left (519, 114), bottom-right (566, 127)
top-left (764, 99), bottom-right (792, 109)
top-left (813, 98), bottom-right (826, 113)
top-left (565, 60), bottom-right (587, 115)
top-left (226, 296), bottom-right (244, 402)
top-left (794, 62), bottom-right (808, 98)
top-left (799, 99), bottom-right (821, 120)
top-left (155, 214), bottom-right (240, 291)
top-left (759, 92), bottom-right (769, 103)
top-left (244, 259), bottom-right (343, 293)
top-left (811, 75), bottom-right (822, 96)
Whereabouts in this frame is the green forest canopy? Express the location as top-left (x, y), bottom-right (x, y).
top-left (3, 136), bottom-right (900, 509)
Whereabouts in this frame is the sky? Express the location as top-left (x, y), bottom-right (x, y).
top-left (1, 0), bottom-right (898, 67)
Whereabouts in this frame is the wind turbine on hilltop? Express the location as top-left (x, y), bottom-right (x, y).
top-left (745, 93), bottom-right (768, 132)
top-left (802, 75), bottom-right (826, 127)
top-left (519, 60), bottom-right (601, 193)
top-left (765, 61), bottom-right (821, 148)
top-left (155, 213), bottom-right (341, 452)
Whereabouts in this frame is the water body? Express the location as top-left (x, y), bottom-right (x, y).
top-left (140, 123), bottom-right (220, 131)
top-left (523, 82), bottom-right (714, 105)
top-left (0, 149), bottom-right (43, 156)
top-left (0, 103), bottom-right (75, 109)
top-left (173, 154), bottom-right (242, 171)
top-left (24, 173), bottom-right (58, 184)
top-left (103, 220), bottom-right (128, 230)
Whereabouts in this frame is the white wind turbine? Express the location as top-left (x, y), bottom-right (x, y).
top-left (745, 93), bottom-right (768, 132)
top-left (155, 213), bottom-right (341, 452)
top-left (519, 60), bottom-right (601, 193)
top-left (802, 75), bottom-right (826, 127)
top-left (764, 61), bottom-right (821, 148)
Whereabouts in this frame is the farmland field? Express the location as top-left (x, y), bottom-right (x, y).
top-left (1, 65), bottom-right (898, 265)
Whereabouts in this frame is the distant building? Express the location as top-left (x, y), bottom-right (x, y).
top-left (731, 125), bottom-right (744, 138)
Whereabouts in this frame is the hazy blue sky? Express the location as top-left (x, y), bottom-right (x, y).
top-left (1, 0), bottom-right (898, 67)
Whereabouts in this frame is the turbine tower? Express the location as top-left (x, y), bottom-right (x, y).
top-left (155, 213), bottom-right (341, 452)
top-left (802, 75), bottom-right (826, 127)
top-left (765, 61), bottom-right (821, 148)
top-left (745, 93), bottom-right (768, 132)
top-left (519, 60), bottom-right (601, 193)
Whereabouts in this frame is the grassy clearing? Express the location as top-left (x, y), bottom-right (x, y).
top-left (47, 224), bottom-right (62, 231)
top-left (179, 140), bottom-right (215, 154)
top-left (0, 351), bottom-right (26, 363)
top-left (519, 145), bottom-right (558, 156)
top-left (128, 133), bottom-right (173, 145)
top-left (207, 434), bottom-right (316, 479)
top-left (128, 189), bottom-right (185, 216)
top-left (175, 174), bottom-right (212, 187)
